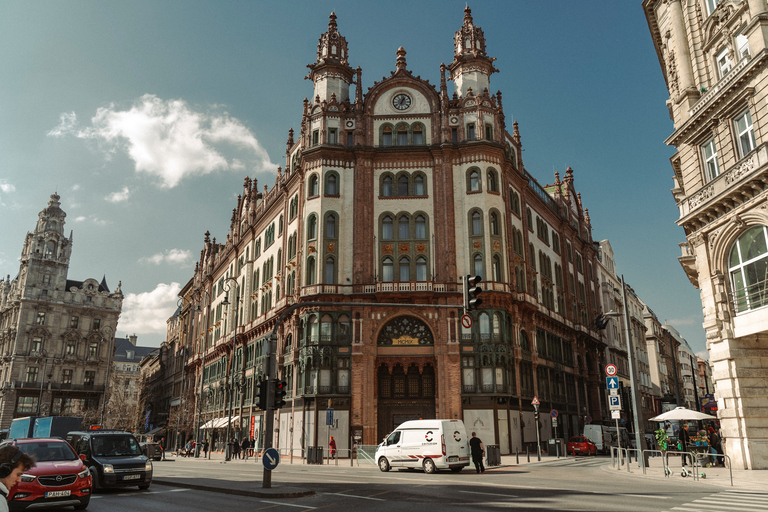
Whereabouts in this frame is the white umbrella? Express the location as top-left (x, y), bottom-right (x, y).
top-left (650, 406), bottom-right (714, 422)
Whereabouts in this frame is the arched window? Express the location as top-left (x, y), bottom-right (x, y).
top-left (382, 257), bottom-right (394, 282)
top-left (416, 257), bottom-right (427, 281)
top-left (325, 214), bottom-right (336, 239)
top-left (414, 174), bottom-right (425, 195)
top-left (493, 255), bottom-right (502, 282)
top-left (487, 169), bottom-right (498, 192)
top-left (490, 212), bottom-right (499, 235)
top-left (325, 257), bottom-right (335, 285)
top-left (399, 257), bottom-right (410, 282)
top-left (382, 216), bottom-right (393, 240)
top-left (306, 256), bottom-right (316, 285)
top-left (307, 215), bottom-right (318, 240)
top-left (382, 175), bottom-right (393, 197)
top-left (469, 169), bottom-right (481, 192)
top-left (479, 313), bottom-right (490, 337)
top-left (413, 124), bottom-right (424, 145)
top-left (474, 253), bottom-right (483, 277)
top-left (325, 172), bottom-right (338, 195)
top-left (398, 215), bottom-right (410, 239)
top-left (397, 125), bottom-right (408, 145)
top-left (520, 330), bottom-right (530, 350)
top-left (382, 125), bottom-right (393, 146)
top-left (308, 174), bottom-right (319, 197)
top-left (415, 215), bottom-right (426, 239)
top-left (398, 175), bottom-right (409, 196)
top-left (472, 211), bottom-right (482, 235)
top-left (729, 225), bottom-right (768, 313)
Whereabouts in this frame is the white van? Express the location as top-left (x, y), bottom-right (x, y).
top-left (583, 424), bottom-right (630, 454)
top-left (375, 419), bottom-right (470, 474)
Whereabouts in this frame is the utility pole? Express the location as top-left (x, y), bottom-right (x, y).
top-left (620, 276), bottom-right (647, 469)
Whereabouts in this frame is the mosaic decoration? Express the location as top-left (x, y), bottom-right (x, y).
top-left (377, 316), bottom-right (434, 345)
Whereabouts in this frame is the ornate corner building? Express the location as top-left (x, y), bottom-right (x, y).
top-left (644, 0), bottom-right (768, 469)
top-left (183, 8), bottom-right (608, 455)
top-left (0, 194), bottom-right (123, 427)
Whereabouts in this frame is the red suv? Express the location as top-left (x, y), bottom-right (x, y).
top-left (1, 438), bottom-right (91, 510)
top-left (567, 436), bottom-right (597, 456)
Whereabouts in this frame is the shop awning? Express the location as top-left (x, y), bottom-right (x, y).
top-left (200, 416), bottom-right (240, 429)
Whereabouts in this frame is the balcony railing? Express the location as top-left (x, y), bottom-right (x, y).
top-left (731, 275), bottom-right (768, 314)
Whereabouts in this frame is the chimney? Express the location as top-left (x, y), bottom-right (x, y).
top-left (129, 334), bottom-right (137, 346)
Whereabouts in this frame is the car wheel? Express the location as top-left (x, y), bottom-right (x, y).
top-left (378, 457), bottom-right (390, 472)
top-left (138, 483), bottom-right (150, 490)
top-left (89, 468), bottom-right (100, 492)
top-left (74, 497), bottom-right (90, 510)
top-left (423, 458), bottom-right (436, 474)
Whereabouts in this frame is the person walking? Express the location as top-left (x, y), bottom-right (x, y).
top-left (249, 437), bottom-right (255, 457)
top-left (203, 439), bottom-right (209, 457)
top-left (469, 432), bottom-right (485, 473)
top-left (708, 427), bottom-right (723, 466)
top-left (329, 436), bottom-right (337, 460)
top-left (241, 437), bottom-right (250, 461)
top-left (679, 424), bottom-right (690, 466)
top-left (232, 438), bottom-right (241, 460)
top-left (0, 445), bottom-right (35, 512)
top-left (158, 437), bottom-right (166, 461)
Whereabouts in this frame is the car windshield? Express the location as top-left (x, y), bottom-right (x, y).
top-left (569, 437), bottom-right (583, 443)
top-left (92, 436), bottom-right (142, 457)
top-left (19, 441), bottom-right (78, 462)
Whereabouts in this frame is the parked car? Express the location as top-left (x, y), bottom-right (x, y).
top-left (65, 430), bottom-right (151, 491)
top-left (0, 437), bottom-right (91, 511)
top-left (140, 442), bottom-right (162, 461)
top-left (567, 436), bottom-right (597, 456)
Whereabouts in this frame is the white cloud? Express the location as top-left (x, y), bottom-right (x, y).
top-left (695, 350), bottom-right (709, 360)
top-left (71, 184), bottom-right (81, 191)
top-left (118, 282), bottom-right (182, 336)
top-left (0, 181), bottom-right (16, 194)
top-left (106, 186), bottom-right (130, 203)
top-left (48, 94), bottom-right (275, 188)
top-left (72, 215), bottom-right (109, 226)
top-left (139, 248), bottom-right (192, 266)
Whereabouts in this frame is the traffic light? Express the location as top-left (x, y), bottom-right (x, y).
top-left (466, 275), bottom-right (483, 311)
top-left (255, 378), bottom-right (268, 411)
top-left (273, 379), bottom-right (287, 409)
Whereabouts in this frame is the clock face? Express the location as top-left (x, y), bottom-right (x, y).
top-left (392, 93), bottom-right (412, 110)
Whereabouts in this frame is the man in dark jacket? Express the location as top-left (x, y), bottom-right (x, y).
top-left (241, 438), bottom-right (250, 460)
top-left (679, 424), bottom-right (690, 466)
top-left (469, 432), bottom-right (485, 473)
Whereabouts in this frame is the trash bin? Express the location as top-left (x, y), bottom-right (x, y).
top-left (307, 446), bottom-right (324, 464)
top-left (547, 438), bottom-right (565, 456)
top-left (485, 445), bottom-right (501, 466)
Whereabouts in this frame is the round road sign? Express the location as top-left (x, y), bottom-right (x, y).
top-left (461, 314), bottom-right (473, 329)
top-left (550, 409), bottom-right (558, 418)
top-left (605, 364), bottom-right (618, 377)
top-left (585, 415), bottom-right (592, 424)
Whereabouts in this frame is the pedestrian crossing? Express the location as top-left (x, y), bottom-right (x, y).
top-left (665, 489), bottom-right (768, 512)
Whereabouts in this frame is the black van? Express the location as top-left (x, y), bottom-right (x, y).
top-left (65, 430), bottom-right (152, 491)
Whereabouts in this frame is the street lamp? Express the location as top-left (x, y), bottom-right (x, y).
top-left (221, 277), bottom-right (241, 462)
top-left (100, 326), bottom-right (115, 427)
top-left (193, 288), bottom-right (211, 457)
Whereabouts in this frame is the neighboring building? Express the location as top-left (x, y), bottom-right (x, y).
top-left (0, 193), bottom-right (123, 427)
top-left (643, 303), bottom-right (684, 413)
top-left (106, 334), bottom-right (155, 431)
top-left (675, 330), bottom-right (699, 411)
top-left (644, 0), bottom-right (768, 468)
top-left (696, 356), bottom-right (715, 398)
top-left (138, 348), bottom-right (161, 437)
top-left (181, 8), bottom-right (609, 457)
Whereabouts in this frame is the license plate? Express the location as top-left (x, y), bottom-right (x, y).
top-left (448, 456), bottom-right (458, 462)
top-left (123, 474), bottom-right (141, 480)
top-left (45, 490), bottom-right (71, 498)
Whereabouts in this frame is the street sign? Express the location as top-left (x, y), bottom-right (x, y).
top-left (605, 364), bottom-right (618, 376)
top-left (326, 408), bottom-right (334, 426)
top-left (585, 416), bottom-right (592, 424)
top-left (262, 448), bottom-right (279, 470)
top-left (611, 410), bottom-right (621, 420)
top-left (606, 376), bottom-right (619, 390)
top-left (552, 417), bottom-right (558, 427)
top-left (550, 409), bottom-right (558, 418)
top-left (609, 395), bottom-right (621, 411)
top-left (460, 314), bottom-right (473, 329)
top-left (531, 396), bottom-right (540, 406)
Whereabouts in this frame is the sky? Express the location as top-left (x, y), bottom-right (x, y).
top-left (0, 1), bottom-right (705, 355)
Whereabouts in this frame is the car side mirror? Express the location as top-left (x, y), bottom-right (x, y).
top-left (79, 454), bottom-right (86, 461)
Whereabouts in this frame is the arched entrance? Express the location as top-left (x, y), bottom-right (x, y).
top-left (374, 315), bottom-right (437, 441)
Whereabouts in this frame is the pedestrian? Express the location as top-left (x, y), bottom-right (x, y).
top-left (158, 437), bottom-right (166, 461)
top-left (708, 427), bottom-right (723, 466)
top-left (241, 437), bottom-right (250, 461)
top-left (469, 432), bottom-right (485, 473)
top-left (249, 437), bottom-right (255, 457)
top-left (679, 424), bottom-right (690, 466)
top-left (329, 436), bottom-right (337, 460)
top-left (0, 445), bottom-right (35, 512)
top-left (203, 439), bottom-right (209, 457)
top-left (232, 438), bottom-right (241, 460)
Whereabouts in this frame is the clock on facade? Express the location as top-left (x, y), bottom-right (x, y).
top-left (392, 93), bottom-right (412, 110)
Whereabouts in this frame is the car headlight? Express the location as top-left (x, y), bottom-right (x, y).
top-left (103, 464), bottom-right (114, 474)
top-left (145, 460), bottom-right (152, 472)
top-left (77, 467), bottom-right (90, 479)
top-left (20, 474), bottom-right (36, 483)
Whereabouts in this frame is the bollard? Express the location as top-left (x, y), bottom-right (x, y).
top-left (516, 449), bottom-right (519, 465)
top-left (556, 443), bottom-right (560, 459)
top-left (527, 447), bottom-right (530, 463)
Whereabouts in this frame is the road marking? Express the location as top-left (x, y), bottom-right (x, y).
top-left (321, 492), bottom-right (385, 501)
top-left (254, 505), bottom-right (282, 510)
top-left (459, 490), bottom-right (517, 498)
top-left (367, 490), bottom-right (393, 497)
top-left (259, 499), bottom-right (316, 509)
top-left (612, 494), bottom-right (669, 500)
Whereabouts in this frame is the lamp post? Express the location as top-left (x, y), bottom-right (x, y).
top-left (100, 326), bottom-right (115, 427)
top-left (221, 277), bottom-right (240, 462)
top-left (36, 349), bottom-right (50, 416)
top-left (194, 288), bottom-right (211, 457)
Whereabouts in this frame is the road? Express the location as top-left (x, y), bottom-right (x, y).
top-left (66, 456), bottom-right (768, 511)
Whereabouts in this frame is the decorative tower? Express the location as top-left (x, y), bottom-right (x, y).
top-left (305, 12), bottom-right (355, 103)
top-left (18, 193), bottom-right (72, 292)
top-left (447, 6), bottom-right (498, 98)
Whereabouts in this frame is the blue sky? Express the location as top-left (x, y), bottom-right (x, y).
top-left (0, 1), bottom-right (704, 353)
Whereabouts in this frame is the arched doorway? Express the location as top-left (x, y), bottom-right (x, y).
top-left (375, 315), bottom-right (437, 441)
